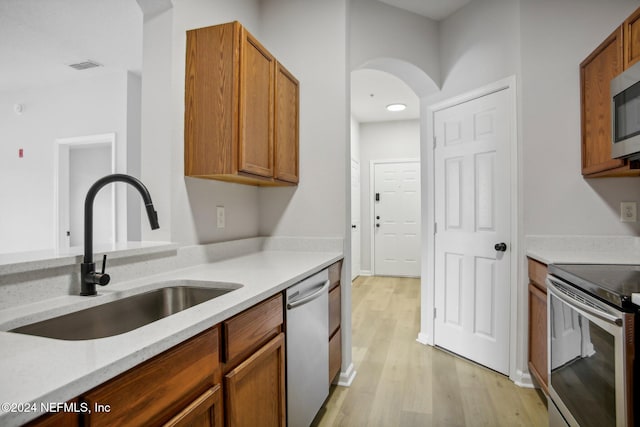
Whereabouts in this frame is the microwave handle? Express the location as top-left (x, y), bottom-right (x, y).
top-left (546, 276), bottom-right (623, 326)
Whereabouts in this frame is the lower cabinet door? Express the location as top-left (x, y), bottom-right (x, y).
top-left (528, 282), bottom-right (548, 393)
top-left (164, 385), bottom-right (223, 427)
top-left (224, 333), bottom-right (286, 427)
top-left (329, 328), bottom-right (342, 383)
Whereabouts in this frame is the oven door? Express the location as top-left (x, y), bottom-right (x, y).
top-left (546, 275), bottom-right (634, 427)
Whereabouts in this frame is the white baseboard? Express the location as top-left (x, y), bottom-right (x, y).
top-left (335, 363), bottom-right (357, 387)
top-left (512, 369), bottom-right (535, 389)
top-left (359, 270), bottom-right (372, 276)
top-left (416, 332), bottom-right (430, 345)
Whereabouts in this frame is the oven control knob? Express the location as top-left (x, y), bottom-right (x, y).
top-left (494, 242), bottom-right (507, 252)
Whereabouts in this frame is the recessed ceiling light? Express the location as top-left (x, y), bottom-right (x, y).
top-left (386, 103), bottom-right (406, 112)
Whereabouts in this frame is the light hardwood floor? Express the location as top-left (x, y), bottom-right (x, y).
top-left (313, 276), bottom-right (548, 427)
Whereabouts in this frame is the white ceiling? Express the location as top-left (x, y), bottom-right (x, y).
top-left (0, 0), bottom-right (142, 92)
top-left (351, 69), bottom-right (419, 123)
top-left (379, 0), bottom-right (472, 21)
top-left (1, 0), bottom-right (467, 123)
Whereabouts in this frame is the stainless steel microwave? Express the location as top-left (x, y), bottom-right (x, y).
top-left (611, 60), bottom-right (640, 159)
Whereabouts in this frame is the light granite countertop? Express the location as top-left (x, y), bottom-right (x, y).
top-left (526, 235), bottom-right (640, 307)
top-left (525, 235), bottom-right (640, 265)
top-left (0, 249), bottom-right (342, 426)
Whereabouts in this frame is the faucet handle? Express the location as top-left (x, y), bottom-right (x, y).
top-left (94, 272), bottom-right (110, 286)
top-left (96, 254), bottom-right (110, 286)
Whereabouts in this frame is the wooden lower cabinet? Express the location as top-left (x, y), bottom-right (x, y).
top-left (527, 257), bottom-right (548, 394)
top-left (328, 260), bottom-right (343, 383)
top-left (28, 291), bottom-right (289, 427)
top-left (83, 327), bottom-right (220, 427)
top-left (25, 404), bottom-right (79, 427)
top-left (224, 333), bottom-right (286, 427)
top-left (164, 385), bottom-right (223, 427)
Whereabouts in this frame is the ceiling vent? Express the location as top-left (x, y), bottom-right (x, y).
top-left (68, 60), bottom-right (102, 71)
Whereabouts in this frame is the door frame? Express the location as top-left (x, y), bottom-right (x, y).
top-left (369, 158), bottom-right (420, 276)
top-left (53, 133), bottom-right (117, 250)
top-left (351, 157), bottom-right (361, 281)
top-left (421, 76), bottom-right (522, 384)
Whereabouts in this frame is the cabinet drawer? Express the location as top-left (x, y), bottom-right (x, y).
top-left (527, 258), bottom-right (548, 290)
top-left (82, 327), bottom-right (219, 427)
top-left (329, 327), bottom-right (341, 383)
top-left (26, 403), bottom-right (79, 427)
top-left (223, 294), bottom-right (283, 363)
top-left (329, 284), bottom-right (341, 337)
top-left (329, 260), bottom-right (342, 291)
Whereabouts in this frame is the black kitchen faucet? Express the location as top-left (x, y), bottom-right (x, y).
top-left (80, 174), bottom-right (159, 296)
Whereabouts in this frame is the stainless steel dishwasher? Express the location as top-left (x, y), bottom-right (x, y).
top-left (286, 269), bottom-right (330, 427)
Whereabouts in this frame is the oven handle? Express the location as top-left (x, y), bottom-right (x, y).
top-left (546, 276), bottom-right (623, 326)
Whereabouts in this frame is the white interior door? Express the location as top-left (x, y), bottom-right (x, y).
top-left (373, 161), bottom-right (421, 277)
top-left (433, 88), bottom-right (511, 375)
top-left (351, 158), bottom-right (361, 280)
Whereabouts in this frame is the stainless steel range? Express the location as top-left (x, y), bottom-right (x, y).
top-left (546, 264), bottom-right (639, 427)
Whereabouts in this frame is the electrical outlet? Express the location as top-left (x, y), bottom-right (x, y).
top-left (620, 201), bottom-right (637, 222)
top-left (216, 206), bottom-right (225, 228)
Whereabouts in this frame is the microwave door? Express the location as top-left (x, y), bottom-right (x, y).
top-left (611, 62), bottom-right (640, 159)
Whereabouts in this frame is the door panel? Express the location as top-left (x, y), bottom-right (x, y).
top-left (434, 88), bottom-right (511, 375)
top-left (373, 161), bottom-right (420, 277)
top-left (239, 29), bottom-right (274, 178)
top-left (274, 62), bottom-right (299, 183)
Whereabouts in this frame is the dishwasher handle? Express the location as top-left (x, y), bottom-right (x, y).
top-left (287, 280), bottom-right (330, 310)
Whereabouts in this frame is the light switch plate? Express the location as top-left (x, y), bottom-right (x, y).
top-left (620, 201), bottom-right (637, 222)
top-left (216, 206), bottom-right (225, 228)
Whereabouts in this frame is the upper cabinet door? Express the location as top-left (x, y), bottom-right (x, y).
top-left (580, 26), bottom-right (625, 176)
top-left (238, 28), bottom-right (275, 179)
top-left (624, 7), bottom-right (640, 69)
top-left (274, 62), bottom-right (299, 184)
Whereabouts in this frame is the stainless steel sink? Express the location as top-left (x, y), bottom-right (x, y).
top-left (9, 281), bottom-right (241, 340)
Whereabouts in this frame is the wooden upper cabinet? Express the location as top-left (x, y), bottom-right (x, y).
top-left (580, 6), bottom-right (640, 178)
top-left (580, 26), bottom-right (627, 177)
top-left (274, 62), bottom-right (300, 184)
top-left (238, 28), bottom-right (275, 178)
top-left (624, 7), bottom-right (640, 69)
top-left (185, 21), bottom-right (299, 186)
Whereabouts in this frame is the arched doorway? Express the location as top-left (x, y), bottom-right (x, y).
top-left (349, 57), bottom-right (439, 340)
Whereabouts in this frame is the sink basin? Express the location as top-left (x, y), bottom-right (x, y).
top-left (9, 281), bottom-right (241, 340)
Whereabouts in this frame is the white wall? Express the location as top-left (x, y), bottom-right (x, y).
top-left (257, 0), bottom-right (348, 240)
top-left (350, 0), bottom-right (440, 87)
top-left (350, 116), bottom-right (360, 163)
top-left (141, 0), bottom-right (262, 245)
top-left (0, 72), bottom-right (133, 254)
top-left (432, 0), bottom-right (520, 103)
top-left (126, 72), bottom-right (142, 240)
top-left (358, 119), bottom-right (420, 272)
top-left (521, 0), bottom-right (640, 236)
